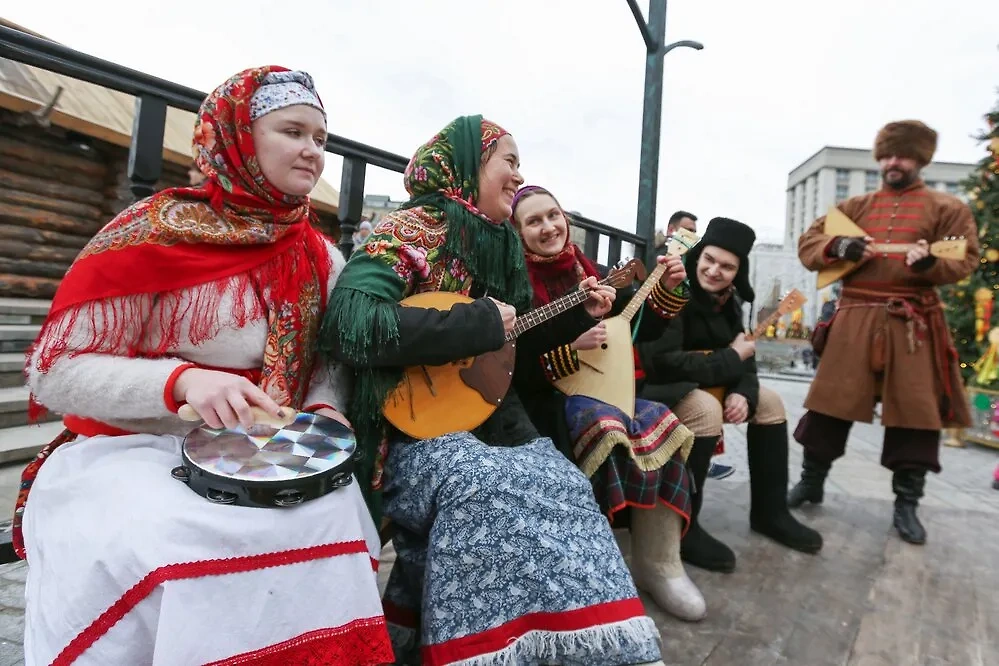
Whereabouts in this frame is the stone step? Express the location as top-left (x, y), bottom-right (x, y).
top-left (0, 340), bottom-right (28, 354)
top-left (0, 325), bottom-right (40, 354)
top-left (0, 387), bottom-right (28, 413)
top-left (0, 326), bottom-right (39, 340)
top-left (0, 298), bottom-right (50, 317)
top-left (0, 354), bottom-right (22, 371)
top-left (0, 298), bottom-right (49, 325)
top-left (0, 421), bottom-right (63, 465)
top-left (0, 386), bottom-right (55, 429)
top-left (0, 352), bottom-right (24, 389)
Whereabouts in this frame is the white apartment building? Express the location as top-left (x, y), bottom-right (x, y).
top-left (361, 194), bottom-right (408, 225)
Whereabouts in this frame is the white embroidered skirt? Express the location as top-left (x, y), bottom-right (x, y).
top-left (22, 433), bottom-right (393, 665)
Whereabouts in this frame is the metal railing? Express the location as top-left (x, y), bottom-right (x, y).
top-left (0, 23), bottom-right (644, 261)
top-left (569, 213), bottom-right (645, 266)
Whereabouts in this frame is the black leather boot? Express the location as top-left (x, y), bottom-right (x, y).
top-left (747, 423), bottom-right (823, 554)
top-left (787, 454), bottom-right (830, 508)
top-left (680, 435), bottom-right (737, 573)
top-left (892, 468), bottom-right (927, 545)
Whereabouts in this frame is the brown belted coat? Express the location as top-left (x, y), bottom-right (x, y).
top-left (798, 181), bottom-right (978, 430)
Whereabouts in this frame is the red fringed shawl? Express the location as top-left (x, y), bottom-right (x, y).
top-left (29, 65), bottom-right (332, 412)
top-left (524, 241), bottom-right (600, 307)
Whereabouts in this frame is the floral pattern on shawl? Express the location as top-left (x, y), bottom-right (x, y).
top-left (16, 66), bottom-right (333, 561)
top-left (31, 65), bottom-right (331, 410)
top-left (360, 209), bottom-right (474, 297)
top-left (402, 117), bottom-right (510, 226)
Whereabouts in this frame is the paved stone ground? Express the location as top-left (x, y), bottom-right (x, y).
top-left (639, 379), bottom-right (999, 666)
top-left (0, 377), bottom-right (997, 665)
top-left (0, 564), bottom-right (23, 666)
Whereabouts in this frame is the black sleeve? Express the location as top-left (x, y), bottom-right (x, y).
top-left (632, 302), bottom-right (667, 343)
top-left (335, 298), bottom-right (506, 368)
top-left (513, 305), bottom-right (598, 395)
top-left (636, 315), bottom-right (746, 387)
top-left (607, 284), bottom-right (631, 318)
top-left (516, 305), bottom-right (598, 362)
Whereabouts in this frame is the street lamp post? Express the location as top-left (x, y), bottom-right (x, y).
top-left (627, 0), bottom-right (702, 265)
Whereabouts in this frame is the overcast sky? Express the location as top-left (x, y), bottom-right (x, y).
top-left (7, 1), bottom-right (997, 242)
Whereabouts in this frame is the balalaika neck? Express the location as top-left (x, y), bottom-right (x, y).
top-left (505, 278), bottom-right (608, 342)
top-left (749, 310), bottom-right (782, 340)
top-left (621, 263), bottom-right (667, 322)
top-left (869, 243), bottom-right (918, 254)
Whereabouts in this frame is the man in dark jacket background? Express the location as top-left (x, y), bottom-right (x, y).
top-left (656, 210), bottom-right (737, 480)
top-left (637, 217), bottom-right (823, 573)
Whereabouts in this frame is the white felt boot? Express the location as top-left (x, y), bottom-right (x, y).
top-left (630, 505), bottom-right (707, 622)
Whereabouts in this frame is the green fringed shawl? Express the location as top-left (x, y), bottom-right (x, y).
top-left (319, 115), bottom-right (531, 523)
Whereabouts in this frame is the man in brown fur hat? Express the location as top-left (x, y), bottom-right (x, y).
top-left (790, 120), bottom-right (978, 545)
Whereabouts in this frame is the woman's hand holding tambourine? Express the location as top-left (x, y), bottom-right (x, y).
top-left (173, 368), bottom-right (285, 430)
top-left (314, 407), bottom-right (352, 429)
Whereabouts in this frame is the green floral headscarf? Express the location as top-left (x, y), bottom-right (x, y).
top-left (319, 115), bottom-right (532, 521)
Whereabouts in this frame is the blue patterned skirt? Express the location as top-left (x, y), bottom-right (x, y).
top-left (381, 433), bottom-right (661, 666)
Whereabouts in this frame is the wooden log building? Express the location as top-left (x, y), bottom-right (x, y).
top-left (0, 19), bottom-right (342, 299)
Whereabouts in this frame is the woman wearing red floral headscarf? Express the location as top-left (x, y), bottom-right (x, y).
top-left (16, 67), bottom-right (392, 665)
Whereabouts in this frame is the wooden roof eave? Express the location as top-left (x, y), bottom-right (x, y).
top-left (0, 90), bottom-right (339, 216)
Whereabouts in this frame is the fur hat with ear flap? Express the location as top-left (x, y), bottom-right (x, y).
top-left (873, 120), bottom-right (938, 166)
top-left (684, 217), bottom-right (756, 302)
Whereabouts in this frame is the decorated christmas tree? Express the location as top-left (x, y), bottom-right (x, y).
top-left (939, 98), bottom-right (999, 389)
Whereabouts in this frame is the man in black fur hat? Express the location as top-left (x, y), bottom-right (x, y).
top-left (791, 120), bottom-right (978, 546)
top-left (636, 217), bottom-right (823, 573)
top-left (658, 210), bottom-right (737, 481)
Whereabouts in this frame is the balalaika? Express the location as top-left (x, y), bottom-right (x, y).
top-left (816, 206), bottom-right (967, 289)
top-left (381, 260), bottom-right (643, 440)
top-left (553, 228), bottom-right (700, 417)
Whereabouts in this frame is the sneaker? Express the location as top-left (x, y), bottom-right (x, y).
top-left (707, 462), bottom-right (735, 480)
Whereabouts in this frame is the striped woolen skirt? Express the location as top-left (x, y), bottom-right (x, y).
top-left (566, 396), bottom-right (694, 528)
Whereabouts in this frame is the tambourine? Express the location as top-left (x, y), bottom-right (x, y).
top-left (171, 405), bottom-right (357, 508)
